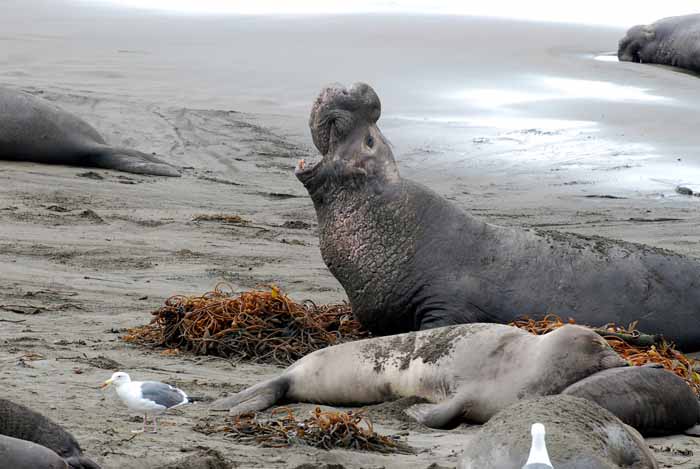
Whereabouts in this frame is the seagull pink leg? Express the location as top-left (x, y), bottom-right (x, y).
top-left (152, 416), bottom-right (158, 434)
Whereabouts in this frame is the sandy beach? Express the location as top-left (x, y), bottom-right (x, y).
top-left (1, 1), bottom-right (700, 467)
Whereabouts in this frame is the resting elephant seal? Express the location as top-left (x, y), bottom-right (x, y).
top-left (213, 324), bottom-right (628, 426)
top-left (0, 435), bottom-right (70, 469)
top-left (562, 364), bottom-right (700, 436)
top-left (618, 14), bottom-right (700, 74)
top-left (0, 87), bottom-right (180, 176)
top-left (295, 82), bottom-right (700, 350)
top-left (459, 395), bottom-right (658, 469)
top-left (0, 398), bottom-right (100, 469)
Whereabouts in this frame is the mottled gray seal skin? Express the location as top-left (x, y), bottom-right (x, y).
top-left (0, 87), bottom-right (180, 176)
top-left (459, 395), bottom-right (658, 469)
top-left (0, 435), bottom-right (68, 469)
top-left (563, 364), bottom-right (700, 436)
top-left (618, 14), bottom-right (700, 74)
top-left (212, 324), bottom-right (627, 428)
top-left (0, 398), bottom-right (100, 469)
top-left (295, 82), bottom-right (700, 350)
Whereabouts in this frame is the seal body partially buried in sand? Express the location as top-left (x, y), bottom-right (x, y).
top-left (618, 14), bottom-right (700, 74)
top-left (459, 395), bottom-right (658, 469)
top-left (0, 87), bottom-right (180, 176)
top-left (0, 398), bottom-right (100, 468)
top-left (212, 323), bottom-right (699, 435)
top-left (295, 82), bottom-right (700, 350)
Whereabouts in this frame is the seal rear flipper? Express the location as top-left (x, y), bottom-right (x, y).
top-left (91, 147), bottom-right (181, 177)
top-left (210, 377), bottom-right (290, 415)
top-left (404, 396), bottom-right (468, 429)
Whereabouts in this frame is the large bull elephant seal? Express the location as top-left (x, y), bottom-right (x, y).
top-left (0, 398), bottom-right (101, 469)
top-left (295, 82), bottom-right (700, 350)
top-left (618, 14), bottom-right (700, 74)
top-left (458, 395), bottom-right (658, 469)
top-left (0, 87), bottom-right (180, 176)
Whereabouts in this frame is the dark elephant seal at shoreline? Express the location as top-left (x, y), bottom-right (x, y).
top-left (618, 14), bottom-right (700, 74)
top-left (0, 87), bottom-right (180, 176)
top-left (295, 82), bottom-right (700, 350)
top-left (0, 398), bottom-right (100, 468)
top-left (459, 395), bottom-right (658, 469)
top-left (212, 324), bottom-right (630, 427)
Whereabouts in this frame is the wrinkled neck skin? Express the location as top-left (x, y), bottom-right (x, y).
top-left (299, 138), bottom-right (486, 334)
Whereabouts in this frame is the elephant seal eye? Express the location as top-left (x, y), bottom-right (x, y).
top-left (366, 135), bottom-right (374, 148)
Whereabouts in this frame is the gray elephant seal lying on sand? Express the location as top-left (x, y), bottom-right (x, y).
top-left (0, 398), bottom-right (100, 469)
top-left (619, 14), bottom-right (700, 74)
top-left (212, 323), bottom-right (698, 435)
top-left (295, 82), bottom-right (700, 350)
top-left (459, 395), bottom-right (658, 469)
top-left (0, 87), bottom-right (179, 176)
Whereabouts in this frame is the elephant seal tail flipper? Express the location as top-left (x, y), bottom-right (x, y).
top-left (404, 396), bottom-right (468, 429)
top-left (92, 146), bottom-right (181, 177)
top-left (210, 376), bottom-right (290, 414)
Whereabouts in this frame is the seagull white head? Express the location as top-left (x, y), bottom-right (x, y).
top-left (523, 422), bottom-right (553, 468)
top-left (101, 371), bottom-right (132, 389)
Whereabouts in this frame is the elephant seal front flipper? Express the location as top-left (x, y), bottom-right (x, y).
top-left (404, 396), bottom-right (471, 429)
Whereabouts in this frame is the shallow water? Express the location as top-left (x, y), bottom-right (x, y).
top-left (3, 0), bottom-right (700, 193)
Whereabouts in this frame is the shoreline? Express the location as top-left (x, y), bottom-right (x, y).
top-left (1, 2), bottom-right (700, 468)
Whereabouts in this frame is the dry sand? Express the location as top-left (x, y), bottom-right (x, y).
top-left (1, 2), bottom-right (700, 468)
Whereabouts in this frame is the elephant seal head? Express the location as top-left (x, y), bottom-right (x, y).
top-left (296, 82), bottom-right (399, 203)
top-left (618, 24), bottom-right (656, 62)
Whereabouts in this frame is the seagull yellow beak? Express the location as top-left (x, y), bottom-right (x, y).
top-left (100, 378), bottom-right (113, 389)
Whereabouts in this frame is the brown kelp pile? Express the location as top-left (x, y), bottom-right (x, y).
top-left (511, 314), bottom-right (700, 396)
top-left (123, 284), bottom-right (368, 365)
top-left (194, 407), bottom-right (414, 454)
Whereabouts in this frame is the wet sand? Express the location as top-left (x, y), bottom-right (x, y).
top-left (1, 1), bottom-right (700, 468)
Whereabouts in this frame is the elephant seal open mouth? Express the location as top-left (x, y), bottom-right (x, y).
top-left (296, 82), bottom-right (700, 351)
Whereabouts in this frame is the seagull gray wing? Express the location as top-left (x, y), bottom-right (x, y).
top-left (140, 381), bottom-right (188, 408)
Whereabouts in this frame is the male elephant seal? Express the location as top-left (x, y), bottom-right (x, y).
top-left (211, 324), bottom-right (699, 435)
top-left (0, 398), bottom-right (100, 468)
top-left (618, 14), bottom-right (700, 74)
top-left (0, 87), bottom-right (180, 176)
top-left (459, 395), bottom-right (658, 469)
top-left (295, 82), bottom-right (700, 350)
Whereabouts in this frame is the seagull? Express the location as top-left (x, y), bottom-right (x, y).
top-left (101, 371), bottom-right (189, 433)
top-left (523, 423), bottom-right (553, 469)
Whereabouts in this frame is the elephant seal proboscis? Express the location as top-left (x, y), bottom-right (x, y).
top-left (295, 82), bottom-right (700, 350)
top-left (458, 395), bottom-right (658, 469)
top-left (618, 14), bottom-right (700, 75)
top-left (0, 398), bottom-right (100, 469)
top-left (0, 87), bottom-right (180, 176)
